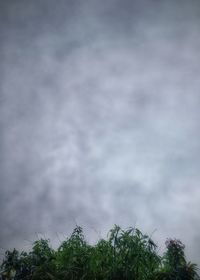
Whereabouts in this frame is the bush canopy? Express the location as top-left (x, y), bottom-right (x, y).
top-left (0, 225), bottom-right (199, 280)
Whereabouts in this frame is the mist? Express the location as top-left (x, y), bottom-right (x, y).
top-left (1, 0), bottom-right (200, 265)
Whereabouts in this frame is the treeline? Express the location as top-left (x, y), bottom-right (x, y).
top-left (0, 225), bottom-right (199, 279)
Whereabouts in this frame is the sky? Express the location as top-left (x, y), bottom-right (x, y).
top-left (1, 0), bottom-right (200, 265)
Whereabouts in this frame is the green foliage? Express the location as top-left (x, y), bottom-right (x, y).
top-left (55, 226), bottom-right (91, 279)
top-left (0, 225), bottom-right (199, 280)
top-left (155, 239), bottom-right (199, 280)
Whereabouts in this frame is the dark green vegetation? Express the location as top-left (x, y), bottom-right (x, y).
top-left (0, 225), bottom-right (199, 279)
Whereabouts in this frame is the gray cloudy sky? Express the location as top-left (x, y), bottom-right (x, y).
top-left (1, 0), bottom-right (200, 265)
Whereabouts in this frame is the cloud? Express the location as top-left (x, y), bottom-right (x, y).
top-left (0, 0), bottom-right (200, 265)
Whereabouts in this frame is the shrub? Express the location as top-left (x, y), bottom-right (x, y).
top-left (0, 225), bottom-right (199, 280)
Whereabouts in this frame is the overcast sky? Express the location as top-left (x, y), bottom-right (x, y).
top-left (1, 0), bottom-right (200, 265)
